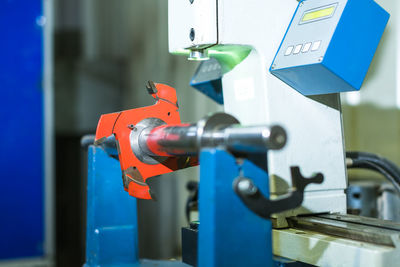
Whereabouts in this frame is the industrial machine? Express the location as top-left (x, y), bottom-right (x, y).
top-left (84, 0), bottom-right (400, 266)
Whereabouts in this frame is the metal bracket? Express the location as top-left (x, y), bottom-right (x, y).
top-left (233, 166), bottom-right (324, 219)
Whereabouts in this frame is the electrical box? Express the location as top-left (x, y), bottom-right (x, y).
top-left (270, 0), bottom-right (389, 95)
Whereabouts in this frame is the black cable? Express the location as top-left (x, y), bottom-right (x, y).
top-left (347, 152), bottom-right (400, 195)
top-left (347, 151), bottom-right (400, 183)
top-left (347, 152), bottom-right (400, 186)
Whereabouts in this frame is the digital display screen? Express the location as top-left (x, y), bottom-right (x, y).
top-left (301, 5), bottom-right (336, 23)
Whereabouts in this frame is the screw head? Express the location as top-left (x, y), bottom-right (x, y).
top-left (128, 124), bottom-right (136, 131)
top-left (190, 28), bottom-right (195, 41)
top-left (36, 16), bottom-right (47, 27)
top-left (237, 179), bottom-right (257, 196)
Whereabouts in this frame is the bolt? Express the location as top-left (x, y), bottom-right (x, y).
top-left (237, 179), bottom-right (257, 196)
top-left (190, 28), bottom-right (195, 41)
top-left (268, 126), bottom-right (287, 149)
top-left (128, 124), bottom-right (136, 130)
top-left (274, 134), bottom-right (286, 145)
top-left (36, 16), bottom-right (46, 27)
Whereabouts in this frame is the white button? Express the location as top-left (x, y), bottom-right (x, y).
top-left (285, 46), bottom-right (294, 56)
top-left (293, 44), bottom-right (302, 54)
top-left (302, 42), bottom-right (312, 53)
top-left (312, 41), bottom-right (321, 51)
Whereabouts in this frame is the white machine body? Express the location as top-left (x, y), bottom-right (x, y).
top-left (169, 0), bottom-right (347, 226)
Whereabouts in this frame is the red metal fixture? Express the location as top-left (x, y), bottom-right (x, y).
top-left (95, 82), bottom-right (198, 200)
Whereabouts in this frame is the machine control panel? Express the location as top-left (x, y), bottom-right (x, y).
top-left (272, 0), bottom-right (346, 72)
top-left (270, 0), bottom-right (389, 95)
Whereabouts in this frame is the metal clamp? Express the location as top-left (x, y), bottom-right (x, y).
top-left (233, 167), bottom-right (324, 219)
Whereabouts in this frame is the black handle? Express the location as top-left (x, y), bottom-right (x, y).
top-left (233, 166), bottom-right (324, 219)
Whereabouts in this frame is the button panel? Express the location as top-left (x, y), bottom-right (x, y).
top-left (284, 40), bottom-right (322, 56)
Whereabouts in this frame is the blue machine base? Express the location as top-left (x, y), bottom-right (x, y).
top-left (86, 146), bottom-right (296, 267)
top-left (85, 146), bottom-right (190, 267)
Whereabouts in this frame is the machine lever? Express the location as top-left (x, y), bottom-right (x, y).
top-left (233, 167), bottom-right (324, 219)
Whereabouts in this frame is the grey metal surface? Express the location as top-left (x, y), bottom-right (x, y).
top-left (130, 118), bottom-right (167, 164)
top-left (347, 182), bottom-right (380, 217)
top-left (378, 184), bottom-right (400, 222)
top-left (347, 181), bottom-right (400, 223)
top-left (273, 0), bottom-right (347, 69)
top-left (319, 213), bottom-right (400, 231)
top-left (44, 0), bottom-right (55, 263)
top-left (288, 214), bottom-right (400, 247)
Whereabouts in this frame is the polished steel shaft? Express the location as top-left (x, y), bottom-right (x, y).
top-left (137, 113), bottom-right (287, 157)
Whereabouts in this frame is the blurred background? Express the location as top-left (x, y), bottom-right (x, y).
top-left (1, 0), bottom-right (400, 266)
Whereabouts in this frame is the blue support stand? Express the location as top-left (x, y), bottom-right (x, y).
top-left (85, 146), bottom-right (139, 267)
top-left (85, 146), bottom-right (190, 267)
top-left (85, 146), bottom-right (273, 267)
top-left (199, 149), bottom-right (272, 267)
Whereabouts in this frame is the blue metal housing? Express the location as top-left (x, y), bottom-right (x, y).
top-left (271, 0), bottom-right (389, 95)
top-left (0, 0), bottom-right (45, 260)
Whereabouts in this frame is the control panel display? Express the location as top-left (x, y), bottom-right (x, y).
top-left (270, 0), bottom-right (389, 95)
top-left (301, 4), bottom-right (337, 23)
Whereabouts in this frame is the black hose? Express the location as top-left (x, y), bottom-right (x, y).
top-left (347, 151), bottom-right (400, 195)
top-left (347, 152), bottom-right (400, 182)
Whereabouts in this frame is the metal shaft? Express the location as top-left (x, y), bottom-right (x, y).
top-left (139, 113), bottom-right (287, 157)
